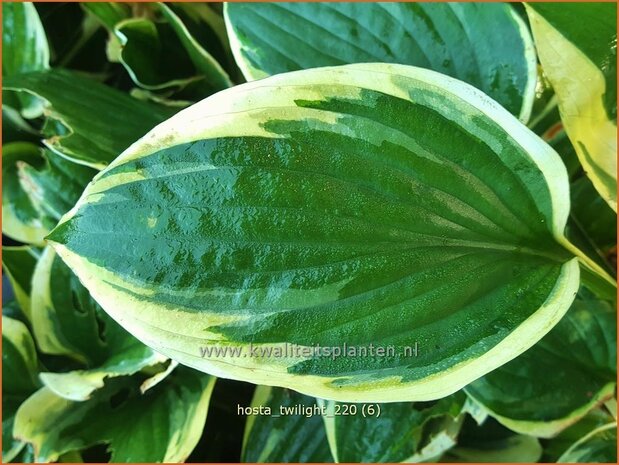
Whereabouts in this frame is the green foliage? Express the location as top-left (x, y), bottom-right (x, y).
top-left (2, 2), bottom-right (616, 463)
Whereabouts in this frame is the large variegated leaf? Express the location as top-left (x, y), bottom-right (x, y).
top-left (319, 393), bottom-right (465, 462)
top-left (13, 368), bottom-right (215, 462)
top-left (32, 247), bottom-right (165, 400)
top-left (465, 286), bottom-right (616, 438)
top-left (224, 2), bottom-right (536, 119)
top-left (526, 3), bottom-right (618, 211)
top-left (49, 63), bottom-right (583, 402)
top-left (2, 69), bottom-right (175, 168)
top-left (241, 387), bottom-right (333, 462)
top-left (2, 316), bottom-right (40, 462)
top-left (2, 2), bottom-right (49, 118)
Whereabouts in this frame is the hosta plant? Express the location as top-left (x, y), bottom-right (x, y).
top-left (2, 1), bottom-right (617, 463)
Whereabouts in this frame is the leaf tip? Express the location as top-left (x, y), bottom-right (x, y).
top-left (44, 220), bottom-right (70, 247)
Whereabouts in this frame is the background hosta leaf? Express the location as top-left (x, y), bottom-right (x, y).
top-left (3, 69), bottom-right (175, 168)
top-left (465, 286), bottom-right (616, 438)
top-left (34, 2), bottom-right (109, 74)
top-left (2, 246), bottom-right (39, 321)
top-left (528, 94), bottom-right (617, 277)
top-left (113, 15), bottom-right (209, 92)
top-left (567, 177), bottom-right (617, 276)
top-left (2, 2), bottom-right (49, 118)
top-left (49, 63), bottom-right (582, 402)
top-left (558, 423), bottom-right (618, 463)
top-left (32, 247), bottom-right (165, 400)
top-left (17, 149), bottom-right (97, 230)
top-left (2, 105), bottom-right (39, 145)
top-left (526, 3), bottom-right (618, 211)
top-left (10, 444), bottom-right (35, 464)
top-left (542, 409), bottom-right (615, 462)
top-left (2, 142), bottom-right (48, 244)
top-left (320, 393), bottom-right (465, 462)
top-left (225, 2), bottom-right (536, 119)
top-left (13, 368), bottom-right (215, 463)
top-left (2, 316), bottom-right (41, 462)
top-left (441, 417), bottom-right (543, 463)
top-left (159, 3), bottom-right (232, 90)
top-left (81, 2), bottom-right (130, 32)
top-left (89, 2), bottom-right (232, 98)
top-left (242, 387), bottom-right (333, 462)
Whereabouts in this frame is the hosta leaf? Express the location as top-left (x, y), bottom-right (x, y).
top-left (17, 149), bottom-right (97, 229)
top-left (224, 2), bottom-right (536, 119)
top-left (2, 142), bottom-right (48, 244)
top-left (241, 386), bottom-right (333, 462)
top-left (2, 246), bottom-right (39, 321)
top-left (2, 316), bottom-right (40, 463)
top-left (159, 3), bottom-right (232, 90)
top-left (139, 360), bottom-right (178, 393)
top-left (3, 69), bottom-right (175, 169)
top-left (568, 177), bottom-right (617, 274)
top-left (38, 347), bottom-right (165, 402)
top-left (81, 2), bottom-right (130, 31)
top-left (113, 16), bottom-right (206, 91)
top-left (465, 286), bottom-right (617, 438)
top-left (571, 177), bottom-right (617, 252)
top-left (10, 444), bottom-right (34, 464)
top-left (530, 99), bottom-right (582, 182)
top-left (558, 423), bottom-right (618, 463)
top-left (526, 3), bottom-right (618, 211)
top-left (111, 3), bottom-right (231, 95)
top-left (2, 105), bottom-right (39, 145)
top-left (441, 417), bottom-right (543, 462)
top-left (2, 2), bottom-right (49, 118)
top-left (530, 101), bottom-right (617, 275)
top-left (35, 2), bottom-right (108, 74)
top-left (32, 247), bottom-right (164, 399)
top-left (173, 2), bottom-right (236, 73)
top-left (13, 368), bottom-right (215, 463)
top-left (542, 410), bottom-right (615, 462)
top-left (443, 435), bottom-right (542, 463)
top-left (49, 63), bottom-right (582, 402)
top-left (319, 393), bottom-right (465, 462)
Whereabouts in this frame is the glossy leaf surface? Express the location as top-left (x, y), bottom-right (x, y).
top-left (49, 63), bottom-right (580, 402)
